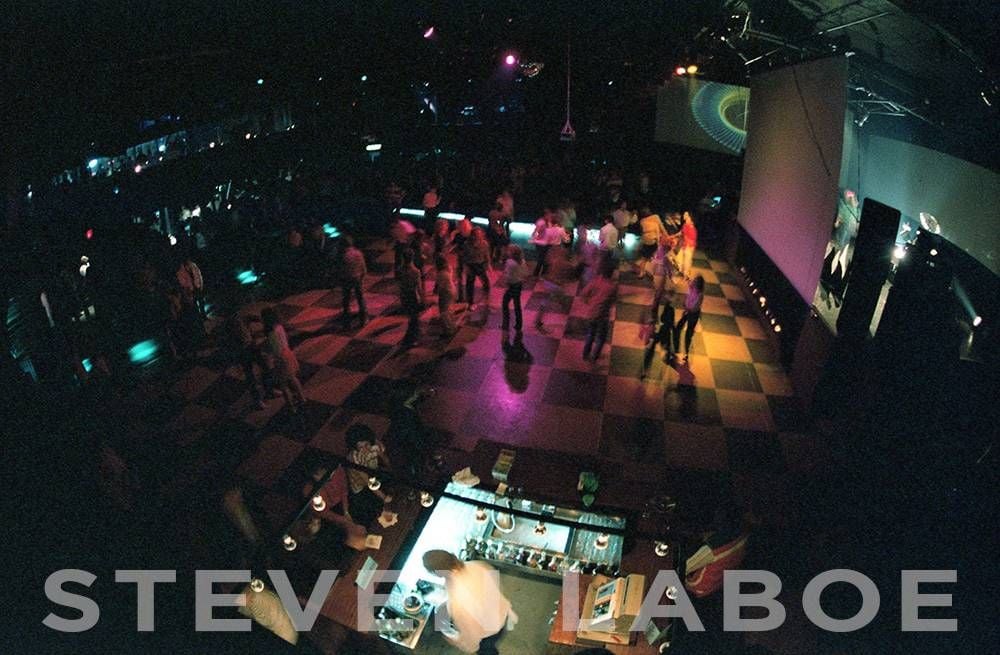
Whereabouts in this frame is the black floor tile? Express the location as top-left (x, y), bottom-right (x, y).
top-left (767, 395), bottom-right (806, 432)
top-left (725, 429), bottom-right (785, 473)
top-left (716, 272), bottom-right (739, 285)
top-left (327, 340), bottom-right (393, 371)
top-left (342, 375), bottom-right (397, 414)
top-left (525, 291), bottom-right (573, 313)
top-left (542, 369), bottom-right (608, 410)
top-left (699, 314), bottom-right (741, 336)
top-left (728, 300), bottom-right (756, 317)
top-left (703, 282), bottom-right (724, 298)
top-left (264, 399), bottom-right (337, 442)
top-left (600, 414), bottom-right (665, 462)
top-left (563, 316), bottom-right (592, 341)
top-left (746, 339), bottom-right (780, 365)
top-left (197, 373), bottom-right (251, 408)
top-left (664, 386), bottom-right (721, 425)
top-left (710, 360), bottom-right (763, 392)
top-left (614, 302), bottom-right (647, 324)
top-left (428, 354), bottom-right (494, 392)
top-left (610, 345), bottom-right (662, 380)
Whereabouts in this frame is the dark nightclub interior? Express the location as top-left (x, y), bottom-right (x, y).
top-left (4, 2), bottom-right (998, 654)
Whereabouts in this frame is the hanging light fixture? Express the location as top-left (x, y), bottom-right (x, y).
top-left (560, 42), bottom-right (576, 141)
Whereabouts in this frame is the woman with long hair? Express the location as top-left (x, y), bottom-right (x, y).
top-left (673, 275), bottom-right (705, 363)
top-left (261, 307), bottom-right (305, 412)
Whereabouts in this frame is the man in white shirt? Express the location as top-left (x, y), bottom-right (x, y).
top-left (424, 550), bottom-right (517, 654)
top-left (598, 214), bottom-right (619, 252)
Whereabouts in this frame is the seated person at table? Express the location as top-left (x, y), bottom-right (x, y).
top-left (423, 550), bottom-right (518, 655)
top-left (302, 465), bottom-right (367, 551)
top-left (345, 424), bottom-right (392, 527)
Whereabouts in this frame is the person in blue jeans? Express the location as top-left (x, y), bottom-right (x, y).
top-left (580, 260), bottom-right (618, 362)
top-left (500, 246), bottom-right (529, 332)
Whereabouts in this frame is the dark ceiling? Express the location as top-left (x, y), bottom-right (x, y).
top-left (3, 1), bottom-right (997, 178)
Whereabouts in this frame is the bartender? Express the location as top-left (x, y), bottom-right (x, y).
top-left (422, 550), bottom-right (519, 655)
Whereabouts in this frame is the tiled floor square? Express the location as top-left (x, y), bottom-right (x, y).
top-left (274, 445), bottom-right (340, 497)
top-left (604, 376), bottom-right (665, 419)
top-left (725, 429), bottom-right (785, 473)
top-left (702, 282), bottom-right (724, 298)
top-left (237, 434), bottom-right (304, 488)
top-left (716, 271), bottom-right (738, 285)
top-left (302, 366), bottom-right (368, 406)
top-left (524, 291), bottom-right (573, 314)
top-left (196, 373), bottom-right (253, 409)
top-left (614, 302), bottom-right (647, 324)
top-left (699, 314), bottom-right (741, 336)
top-left (703, 333), bottom-right (753, 362)
top-left (480, 361), bottom-right (553, 404)
top-left (662, 354), bottom-right (715, 388)
top-left (700, 295), bottom-right (735, 316)
top-left (735, 316), bottom-right (767, 340)
top-left (171, 365), bottom-right (221, 401)
top-left (664, 385), bottom-right (721, 425)
top-left (721, 284), bottom-right (746, 301)
top-left (287, 306), bottom-right (338, 335)
top-left (542, 369), bottom-right (608, 410)
top-left (427, 353), bottom-right (494, 392)
top-left (716, 390), bottom-right (776, 432)
top-left (728, 300), bottom-right (756, 317)
top-left (663, 422), bottom-right (729, 471)
top-left (609, 345), bottom-right (663, 380)
top-left (755, 363), bottom-right (793, 396)
top-left (273, 302), bottom-right (305, 324)
top-left (341, 375), bottom-right (397, 414)
top-left (327, 340), bottom-right (394, 372)
top-left (767, 395), bottom-right (806, 432)
top-left (710, 360), bottom-right (763, 392)
top-left (617, 285), bottom-right (656, 307)
top-left (610, 320), bottom-right (651, 348)
top-left (283, 289), bottom-right (331, 307)
top-left (600, 414), bottom-right (665, 462)
top-left (460, 395), bottom-right (540, 442)
top-left (294, 334), bottom-right (352, 366)
top-left (264, 399), bottom-right (337, 442)
top-left (524, 404), bottom-right (603, 454)
top-left (418, 387), bottom-right (477, 436)
top-left (746, 338), bottom-right (780, 365)
top-left (562, 316), bottom-right (593, 341)
top-left (515, 333), bottom-right (561, 367)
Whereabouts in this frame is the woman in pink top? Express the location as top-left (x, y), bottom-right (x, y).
top-left (680, 211), bottom-right (698, 278)
top-left (672, 275), bottom-right (704, 362)
top-left (262, 307), bottom-right (305, 412)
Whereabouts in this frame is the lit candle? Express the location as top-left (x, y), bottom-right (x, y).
top-left (368, 476), bottom-right (381, 491)
top-left (282, 535), bottom-right (297, 551)
top-left (420, 491), bottom-right (434, 507)
top-left (594, 533), bottom-right (609, 550)
top-left (311, 495), bottom-right (327, 511)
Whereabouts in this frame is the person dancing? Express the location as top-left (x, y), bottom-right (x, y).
top-left (673, 275), bottom-right (704, 363)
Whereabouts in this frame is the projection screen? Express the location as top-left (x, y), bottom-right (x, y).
top-left (737, 56), bottom-right (848, 302)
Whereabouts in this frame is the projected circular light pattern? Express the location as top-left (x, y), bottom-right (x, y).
top-left (691, 82), bottom-right (750, 154)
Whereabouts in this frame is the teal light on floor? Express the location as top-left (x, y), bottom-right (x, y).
top-left (322, 223), bottom-right (341, 238)
top-left (237, 269), bottom-right (259, 285)
top-left (81, 358), bottom-right (93, 372)
top-left (128, 339), bottom-right (160, 365)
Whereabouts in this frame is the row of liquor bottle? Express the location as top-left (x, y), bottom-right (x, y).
top-left (461, 537), bottom-right (620, 577)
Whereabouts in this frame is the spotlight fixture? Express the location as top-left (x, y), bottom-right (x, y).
top-left (133, 164), bottom-right (142, 174)
top-left (367, 476), bottom-right (381, 491)
top-left (360, 74), bottom-right (368, 82)
top-left (282, 535), bottom-right (297, 551)
top-left (423, 26), bottom-right (435, 39)
top-left (420, 491), bottom-right (434, 508)
top-left (759, 296), bottom-right (766, 305)
top-left (168, 234), bottom-right (177, 246)
top-left (311, 495), bottom-right (327, 511)
top-left (249, 578), bottom-right (265, 593)
top-left (893, 245), bottom-right (907, 260)
top-left (675, 66), bottom-right (687, 76)
top-left (209, 141), bottom-right (216, 148)
top-left (774, 325), bottom-right (782, 333)
top-left (972, 316), bottom-right (982, 327)
top-left (256, 78), bottom-right (264, 86)
top-left (505, 54), bottom-right (517, 66)
top-left (686, 64), bottom-right (699, 74)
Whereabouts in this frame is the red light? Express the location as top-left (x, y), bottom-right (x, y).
top-left (85, 228), bottom-right (94, 240)
top-left (505, 54), bottom-right (517, 66)
top-left (675, 66), bottom-right (686, 76)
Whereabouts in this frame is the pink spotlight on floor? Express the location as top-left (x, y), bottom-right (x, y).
top-left (505, 54), bottom-right (517, 66)
top-left (423, 26), bottom-right (435, 39)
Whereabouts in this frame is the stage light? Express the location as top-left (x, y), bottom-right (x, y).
top-left (318, 76), bottom-right (323, 81)
top-left (128, 339), bottom-right (160, 365)
top-left (505, 54), bottom-right (517, 66)
top-left (113, 186), bottom-right (119, 195)
top-left (209, 141), bottom-right (216, 148)
top-left (157, 144), bottom-right (166, 153)
top-left (256, 78), bottom-right (264, 85)
top-left (607, 80), bottom-right (614, 86)
top-left (245, 132), bottom-right (251, 140)
top-left (360, 74), bottom-right (368, 82)
top-left (133, 164), bottom-right (142, 174)
top-left (774, 324), bottom-right (782, 333)
top-left (675, 66), bottom-right (686, 76)
top-left (168, 234), bottom-right (177, 246)
top-left (893, 245), bottom-right (907, 260)
top-left (85, 228), bottom-right (94, 240)
top-left (365, 143), bottom-right (382, 152)
top-left (237, 269), bottom-right (259, 285)
top-left (423, 26), bottom-right (435, 39)
top-left (930, 248), bottom-right (938, 257)
top-left (973, 316), bottom-right (982, 327)
top-left (686, 64), bottom-right (699, 74)
top-left (88, 159), bottom-right (99, 169)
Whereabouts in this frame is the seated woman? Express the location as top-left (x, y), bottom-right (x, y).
top-left (345, 424), bottom-right (393, 528)
top-left (302, 465), bottom-right (367, 551)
